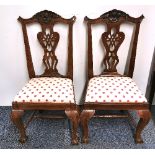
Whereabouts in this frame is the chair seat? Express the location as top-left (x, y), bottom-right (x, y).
top-left (14, 77), bottom-right (75, 103)
top-left (85, 76), bottom-right (147, 103)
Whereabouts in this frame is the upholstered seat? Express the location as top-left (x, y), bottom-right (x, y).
top-left (14, 77), bottom-right (75, 103)
top-left (85, 76), bottom-right (147, 103)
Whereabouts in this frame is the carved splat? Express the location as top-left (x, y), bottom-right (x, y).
top-left (37, 30), bottom-right (61, 77)
top-left (102, 28), bottom-right (125, 72)
top-left (18, 10), bottom-right (75, 79)
top-left (85, 9), bottom-right (144, 78)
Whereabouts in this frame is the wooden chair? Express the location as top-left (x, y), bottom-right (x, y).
top-left (11, 10), bottom-right (79, 145)
top-left (80, 9), bottom-right (151, 144)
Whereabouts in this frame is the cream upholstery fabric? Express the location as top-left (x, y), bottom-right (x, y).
top-left (85, 76), bottom-right (147, 103)
top-left (14, 77), bottom-right (75, 103)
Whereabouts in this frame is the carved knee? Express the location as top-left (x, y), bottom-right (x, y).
top-left (80, 109), bottom-right (95, 143)
top-left (135, 110), bottom-right (151, 143)
top-left (11, 110), bottom-right (27, 143)
top-left (65, 109), bottom-right (79, 145)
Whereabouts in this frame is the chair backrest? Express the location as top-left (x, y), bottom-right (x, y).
top-left (18, 10), bottom-right (76, 80)
top-left (85, 9), bottom-right (144, 79)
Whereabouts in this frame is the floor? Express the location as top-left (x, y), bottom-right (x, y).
top-left (0, 106), bottom-right (155, 149)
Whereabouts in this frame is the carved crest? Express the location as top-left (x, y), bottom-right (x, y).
top-left (102, 29), bottom-right (125, 72)
top-left (37, 31), bottom-right (61, 77)
top-left (33, 10), bottom-right (61, 24)
top-left (100, 9), bottom-right (128, 22)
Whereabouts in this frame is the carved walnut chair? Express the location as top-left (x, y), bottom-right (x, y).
top-left (80, 9), bottom-right (151, 144)
top-left (11, 10), bottom-right (79, 144)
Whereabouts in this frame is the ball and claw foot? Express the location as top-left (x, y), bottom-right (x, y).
top-left (71, 133), bottom-right (79, 145)
top-left (19, 136), bottom-right (28, 144)
top-left (72, 138), bottom-right (78, 145)
top-left (82, 137), bottom-right (89, 144)
top-left (134, 134), bottom-right (143, 144)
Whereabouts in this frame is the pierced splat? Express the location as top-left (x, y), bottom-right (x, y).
top-left (85, 9), bottom-right (144, 78)
top-left (18, 10), bottom-right (75, 79)
top-left (37, 29), bottom-right (62, 77)
top-left (102, 28), bottom-right (125, 73)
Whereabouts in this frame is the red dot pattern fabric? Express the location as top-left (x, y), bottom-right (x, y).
top-left (85, 76), bottom-right (147, 103)
top-left (14, 77), bottom-right (75, 103)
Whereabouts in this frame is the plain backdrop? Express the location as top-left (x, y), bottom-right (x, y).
top-left (0, 4), bottom-right (155, 106)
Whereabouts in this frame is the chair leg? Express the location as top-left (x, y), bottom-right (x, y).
top-left (11, 110), bottom-right (27, 143)
top-left (80, 109), bottom-right (95, 143)
top-left (134, 110), bottom-right (151, 143)
top-left (65, 109), bottom-right (79, 145)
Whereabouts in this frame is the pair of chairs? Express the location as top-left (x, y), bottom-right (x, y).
top-left (11, 9), bottom-right (151, 145)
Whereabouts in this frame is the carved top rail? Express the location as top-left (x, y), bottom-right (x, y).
top-left (84, 9), bottom-right (144, 79)
top-left (18, 10), bottom-right (76, 24)
top-left (18, 10), bottom-right (76, 79)
top-left (85, 9), bottom-right (144, 24)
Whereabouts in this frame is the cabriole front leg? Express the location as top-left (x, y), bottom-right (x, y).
top-left (80, 109), bottom-right (95, 143)
top-left (134, 110), bottom-right (151, 143)
top-left (65, 109), bottom-right (79, 145)
top-left (11, 110), bottom-right (27, 143)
